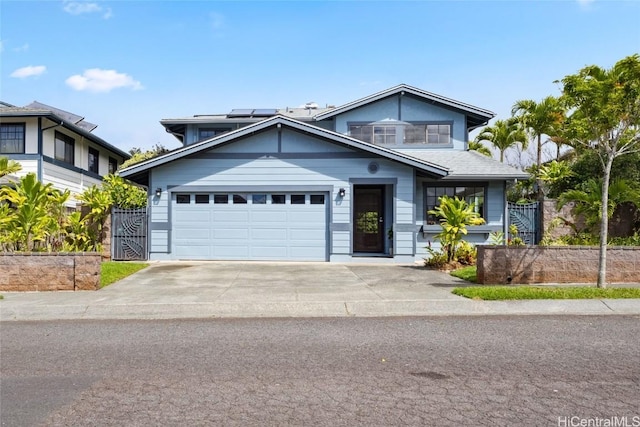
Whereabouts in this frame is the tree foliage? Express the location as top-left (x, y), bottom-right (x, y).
top-left (0, 156), bottom-right (22, 178)
top-left (121, 143), bottom-right (171, 169)
top-left (428, 196), bottom-right (485, 263)
top-left (475, 118), bottom-right (527, 162)
top-left (558, 54), bottom-right (640, 287)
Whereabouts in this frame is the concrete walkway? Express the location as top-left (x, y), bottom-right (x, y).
top-left (1, 262), bottom-right (640, 321)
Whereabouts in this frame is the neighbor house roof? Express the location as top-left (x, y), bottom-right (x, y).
top-left (0, 101), bottom-right (130, 159)
top-left (401, 149), bottom-right (529, 180)
top-left (120, 115), bottom-right (450, 182)
top-left (313, 84), bottom-right (495, 130)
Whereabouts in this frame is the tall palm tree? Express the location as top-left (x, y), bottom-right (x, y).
top-left (475, 118), bottom-right (526, 163)
top-left (0, 156), bottom-right (22, 178)
top-left (511, 96), bottom-right (565, 171)
top-left (467, 140), bottom-right (492, 157)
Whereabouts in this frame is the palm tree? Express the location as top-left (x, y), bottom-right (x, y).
top-left (475, 118), bottom-right (527, 163)
top-left (467, 140), bottom-right (492, 157)
top-left (511, 96), bottom-right (565, 171)
top-left (0, 156), bottom-right (22, 178)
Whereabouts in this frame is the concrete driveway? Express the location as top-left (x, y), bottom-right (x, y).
top-left (1, 262), bottom-right (471, 320)
top-left (3, 262), bottom-right (638, 320)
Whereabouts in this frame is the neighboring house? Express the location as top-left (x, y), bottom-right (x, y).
top-left (120, 84), bottom-right (528, 262)
top-left (0, 101), bottom-right (130, 206)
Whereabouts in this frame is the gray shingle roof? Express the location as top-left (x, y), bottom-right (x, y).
top-left (400, 149), bottom-right (529, 180)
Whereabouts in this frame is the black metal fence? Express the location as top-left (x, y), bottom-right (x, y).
top-left (508, 202), bottom-right (539, 244)
top-left (111, 207), bottom-right (148, 261)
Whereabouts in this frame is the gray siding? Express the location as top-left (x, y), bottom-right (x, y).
top-left (148, 127), bottom-right (416, 260)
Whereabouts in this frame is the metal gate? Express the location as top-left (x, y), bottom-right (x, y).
top-left (508, 202), bottom-right (539, 244)
top-left (111, 207), bottom-right (148, 260)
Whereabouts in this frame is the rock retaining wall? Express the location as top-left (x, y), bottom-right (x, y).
top-left (477, 246), bottom-right (640, 285)
top-left (0, 253), bottom-right (101, 291)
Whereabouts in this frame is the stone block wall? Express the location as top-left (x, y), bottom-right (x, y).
top-left (0, 253), bottom-right (101, 291)
top-left (477, 246), bottom-right (640, 285)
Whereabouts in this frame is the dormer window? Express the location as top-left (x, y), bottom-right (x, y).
top-left (349, 121), bottom-right (451, 146)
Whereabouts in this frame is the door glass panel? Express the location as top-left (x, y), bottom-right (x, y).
top-left (214, 194), bottom-right (228, 204)
top-left (291, 194), bottom-right (305, 204)
top-left (252, 194), bottom-right (267, 204)
top-left (310, 195), bottom-right (325, 205)
top-left (271, 194), bottom-right (285, 204)
top-left (195, 194), bottom-right (209, 204)
top-left (176, 194), bottom-right (190, 204)
top-left (233, 194), bottom-right (247, 204)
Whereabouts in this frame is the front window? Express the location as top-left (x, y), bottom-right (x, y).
top-left (108, 157), bottom-right (118, 174)
top-left (0, 123), bottom-right (25, 153)
top-left (55, 131), bottom-right (74, 165)
top-left (425, 184), bottom-right (485, 225)
top-left (88, 147), bottom-right (99, 174)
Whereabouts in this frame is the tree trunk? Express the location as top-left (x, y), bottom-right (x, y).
top-left (536, 134), bottom-right (543, 201)
top-left (597, 156), bottom-right (614, 288)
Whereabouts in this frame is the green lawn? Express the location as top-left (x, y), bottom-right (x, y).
top-left (452, 286), bottom-right (640, 300)
top-left (449, 266), bottom-right (477, 282)
top-left (101, 262), bottom-right (149, 288)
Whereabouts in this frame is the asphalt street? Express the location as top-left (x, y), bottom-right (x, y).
top-left (1, 316), bottom-right (639, 426)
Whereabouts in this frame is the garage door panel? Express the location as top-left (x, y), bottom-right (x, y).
top-left (173, 192), bottom-right (328, 261)
top-left (214, 228), bottom-right (249, 239)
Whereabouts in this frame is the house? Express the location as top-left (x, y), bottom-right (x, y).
top-left (119, 84), bottom-right (528, 262)
top-left (0, 101), bottom-right (130, 206)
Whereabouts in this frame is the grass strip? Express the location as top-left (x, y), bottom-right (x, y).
top-left (450, 266), bottom-right (477, 283)
top-left (452, 286), bottom-right (640, 300)
top-left (101, 262), bottom-right (149, 288)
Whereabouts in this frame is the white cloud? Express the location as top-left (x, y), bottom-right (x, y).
top-left (63, 1), bottom-right (113, 19)
top-left (576, 0), bottom-right (595, 9)
top-left (14, 43), bottom-right (29, 52)
top-left (10, 65), bottom-right (47, 78)
top-left (65, 68), bottom-right (143, 93)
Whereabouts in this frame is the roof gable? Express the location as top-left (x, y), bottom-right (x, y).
top-left (119, 115), bottom-right (450, 179)
top-left (313, 84), bottom-right (495, 130)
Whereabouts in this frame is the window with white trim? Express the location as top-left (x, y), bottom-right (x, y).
top-left (425, 184), bottom-right (485, 225)
top-left (0, 123), bottom-right (25, 153)
top-left (54, 131), bottom-right (75, 165)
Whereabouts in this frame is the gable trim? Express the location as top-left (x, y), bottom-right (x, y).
top-left (313, 84), bottom-right (495, 127)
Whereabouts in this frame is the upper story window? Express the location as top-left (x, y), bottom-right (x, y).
top-left (198, 128), bottom-right (231, 141)
top-left (425, 184), bottom-right (485, 225)
top-left (108, 157), bottom-right (118, 174)
top-left (0, 123), bottom-right (25, 154)
top-left (349, 122), bottom-right (451, 146)
top-left (349, 125), bottom-right (396, 144)
top-left (88, 147), bottom-right (99, 174)
top-left (54, 131), bottom-right (75, 165)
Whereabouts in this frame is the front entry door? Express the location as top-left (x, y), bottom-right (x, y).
top-left (353, 186), bottom-right (384, 253)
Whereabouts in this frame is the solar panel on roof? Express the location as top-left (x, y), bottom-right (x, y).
top-left (252, 109), bottom-right (277, 117)
top-left (227, 109), bottom-right (254, 118)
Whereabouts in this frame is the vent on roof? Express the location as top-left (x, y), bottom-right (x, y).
top-left (227, 108), bottom-right (278, 118)
top-left (304, 102), bottom-right (319, 110)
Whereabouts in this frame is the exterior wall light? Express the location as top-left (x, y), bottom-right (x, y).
top-left (338, 188), bottom-right (346, 197)
top-left (155, 187), bottom-right (162, 197)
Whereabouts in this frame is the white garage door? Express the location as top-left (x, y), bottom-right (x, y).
top-left (172, 192), bottom-right (328, 261)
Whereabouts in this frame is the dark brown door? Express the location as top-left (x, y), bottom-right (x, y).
top-left (353, 186), bottom-right (384, 253)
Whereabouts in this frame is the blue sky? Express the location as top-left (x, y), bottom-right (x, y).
top-left (1, 0), bottom-right (639, 155)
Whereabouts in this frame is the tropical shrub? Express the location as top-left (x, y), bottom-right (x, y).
top-left (427, 195), bottom-right (484, 263)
